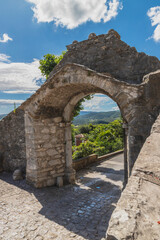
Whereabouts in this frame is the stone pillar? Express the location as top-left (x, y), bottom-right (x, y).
top-left (64, 122), bottom-right (76, 184)
top-left (25, 112), bottom-right (66, 188)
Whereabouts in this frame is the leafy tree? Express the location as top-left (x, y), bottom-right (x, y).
top-left (88, 119), bottom-right (123, 153)
top-left (77, 125), bottom-right (91, 134)
top-left (39, 52), bottom-right (66, 79)
top-left (75, 123), bottom-right (96, 135)
top-left (72, 119), bottom-right (123, 160)
top-left (72, 141), bottom-right (98, 160)
top-left (39, 52), bottom-right (93, 117)
top-left (72, 95), bottom-right (93, 118)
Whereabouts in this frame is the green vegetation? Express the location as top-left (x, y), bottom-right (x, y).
top-left (39, 52), bottom-right (66, 79)
top-left (72, 95), bottom-right (93, 118)
top-left (72, 119), bottom-right (123, 160)
top-left (73, 110), bottom-right (121, 125)
top-left (38, 53), bottom-right (123, 160)
top-left (39, 52), bottom-right (93, 118)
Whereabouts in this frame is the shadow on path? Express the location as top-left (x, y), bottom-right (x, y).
top-left (0, 156), bottom-right (124, 240)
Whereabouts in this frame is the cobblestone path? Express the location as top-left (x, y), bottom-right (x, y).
top-left (0, 154), bottom-right (124, 240)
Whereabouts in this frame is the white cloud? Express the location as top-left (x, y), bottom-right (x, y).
top-left (147, 6), bottom-right (160, 42)
top-left (0, 54), bottom-right (11, 62)
top-left (112, 106), bottom-right (119, 111)
top-left (3, 90), bottom-right (36, 94)
top-left (0, 55), bottom-right (45, 91)
top-left (0, 33), bottom-right (13, 43)
top-left (0, 99), bottom-right (24, 105)
top-left (26, 0), bottom-right (122, 29)
top-left (83, 94), bottom-right (113, 111)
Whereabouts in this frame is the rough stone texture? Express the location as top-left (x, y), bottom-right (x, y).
top-left (22, 63), bottom-right (160, 187)
top-left (25, 114), bottom-right (66, 188)
top-left (0, 109), bottom-right (26, 172)
top-left (1, 30), bottom-right (160, 188)
top-left (48, 29), bottom-right (160, 84)
top-left (1, 30), bottom-right (160, 239)
top-left (0, 154), bottom-right (124, 240)
top-left (88, 32), bottom-right (97, 39)
top-left (73, 154), bottom-right (98, 171)
top-left (57, 176), bottom-right (63, 187)
top-left (106, 114), bottom-right (160, 240)
top-left (72, 151), bottom-right (123, 171)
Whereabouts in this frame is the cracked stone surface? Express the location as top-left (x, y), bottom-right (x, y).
top-left (0, 154), bottom-right (124, 240)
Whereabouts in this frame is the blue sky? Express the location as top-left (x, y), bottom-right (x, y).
top-left (0, 0), bottom-right (160, 114)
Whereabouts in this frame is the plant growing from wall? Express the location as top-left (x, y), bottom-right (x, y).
top-left (39, 52), bottom-right (93, 118)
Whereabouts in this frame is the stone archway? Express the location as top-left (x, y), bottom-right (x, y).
top-left (1, 29), bottom-right (160, 240)
top-left (24, 64), bottom-right (148, 188)
top-left (1, 30), bottom-right (160, 188)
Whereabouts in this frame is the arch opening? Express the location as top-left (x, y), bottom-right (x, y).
top-left (63, 92), bottom-right (127, 188)
top-left (24, 64), bottom-right (144, 188)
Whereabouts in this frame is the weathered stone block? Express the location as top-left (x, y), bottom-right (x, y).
top-left (88, 33), bottom-right (96, 39)
top-left (48, 159), bottom-right (60, 166)
top-left (13, 169), bottom-right (23, 181)
top-left (47, 178), bottom-right (56, 186)
top-left (59, 122), bottom-right (65, 127)
top-left (50, 126), bottom-right (56, 133)
top-left (57, 176), bottom-right (63, 187)
top-left (41, 128), bottom-right (50, 134)
top-left (47, 149), bottom-right (59, 156)
top-left (53, 117), bottom-right (62, 123)
top-left (43, 143), bottom-right (53, 149)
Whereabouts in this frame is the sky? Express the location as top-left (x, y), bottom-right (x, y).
top-left (0, 0), bottom-right (160, 114)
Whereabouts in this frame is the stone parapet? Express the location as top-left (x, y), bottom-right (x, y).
top-left (106, 113), bottom-right (160, 240)
top-left (73, 150), bottom-right (123, 171)
top-left (72, 154), bottom-right (98, 171)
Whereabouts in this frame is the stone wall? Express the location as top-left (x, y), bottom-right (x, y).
top-left (106, 113), bottom-right (160, 240)
top-left (72, 150), bottom-right (124, 171)
top-left (0, 109), bottom-right (26, 172)
top-left (49, 29), bottom-right (160, 84)
top-left (98, 150), bottom-right (124, 162)
top-left (72, 154), bottom-right (98, 171)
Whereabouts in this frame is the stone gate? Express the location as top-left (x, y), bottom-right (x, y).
top-left (0, 29), bottom-right (160, 188)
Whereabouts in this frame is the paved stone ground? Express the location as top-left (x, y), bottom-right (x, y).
top-left (0, 154), bottom-right (124, 240)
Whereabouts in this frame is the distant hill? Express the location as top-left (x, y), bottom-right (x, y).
top-left (0, 114), bottom-right (7, 120)
top-left (73, 110), bottom-right (121, 125)
top-left (0, 111), bottom-right (121, 124)
top-left (79, 111), bottom-right (92, 116)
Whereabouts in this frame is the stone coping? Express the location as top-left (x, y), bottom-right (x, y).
top-left (98, 150), bottom-right (124, 161)
top-left (72, 150), bottom-right (123, 171)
